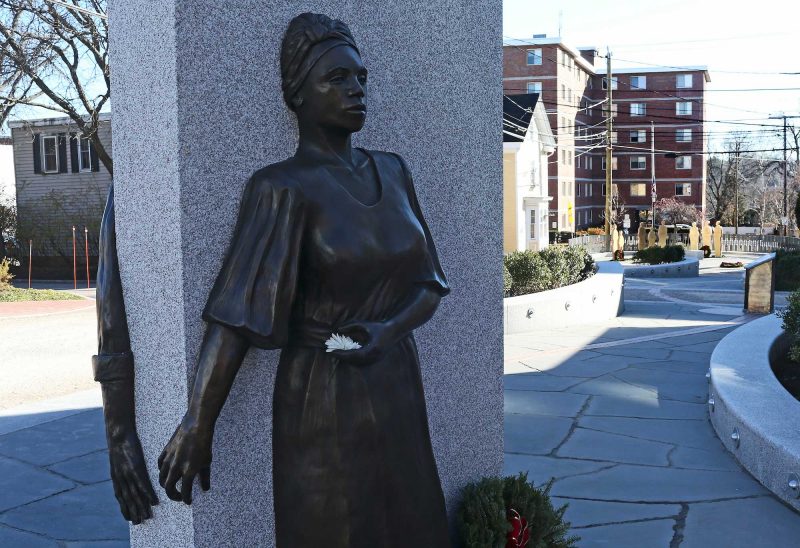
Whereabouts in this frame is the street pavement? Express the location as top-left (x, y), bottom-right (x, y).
top-left (505, 254), bottom-right (800, 547)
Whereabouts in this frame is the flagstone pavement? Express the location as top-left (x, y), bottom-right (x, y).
top-left (505, 256), bottom-right (800, 547)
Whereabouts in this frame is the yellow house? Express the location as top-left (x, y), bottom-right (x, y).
top-left (503, 94), bottom-right (556, 253)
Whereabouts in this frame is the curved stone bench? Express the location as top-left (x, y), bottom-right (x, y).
top-left (709, 315), bottom-right (800, 511)
top-left (622, 257), bottom-right (700, 278)
top-left (504, 261), bottom-right (624, 334)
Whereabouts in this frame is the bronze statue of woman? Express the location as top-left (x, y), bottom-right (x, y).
top-left (94, 12), bottom-right (451, 546)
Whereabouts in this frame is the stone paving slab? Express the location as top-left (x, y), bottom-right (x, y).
top-left (0, 403), bottom-right (128, 545)
top-left (0, 524), bottom-right (58, 547)
top-left (681, 497), bottom-right (800, 548)
top-left (551, 464), bottom-right (768, 502)
top-left (557, 428), bottom-right (672, 466)
top-left (612, 367), bottom-right (709, 403)
top-left (0, 456), bottom-right (76, 512)
top-left (584, 394), bottom-right (707, 420)
top-left (504, 372), bottom-right (586, 392)
top-left (572, 518), bottom-right (677, 548)
top-left (503, 454), bottom-right (616, 484)
top-left (47, 450), bottom-right (110, 485)
top-left (0, 410), bottom-right (106, 466)
top-left (577, 416), bottom-right (717, 449)
top-left (670, 444), bottom-right (742, 472)
top-left (504, 415), bottom-right (573, 455)
top-left (504, 390), bottom-right (589, 418)
top-left (0, 482), bottom-right (128, 542)
top-left (552, 497), bottom-right (681, 528)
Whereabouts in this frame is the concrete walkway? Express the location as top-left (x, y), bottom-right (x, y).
top-left (504, 254), bottom-right (800, 547)
top-left (0, 390), bottom-right (128, 546)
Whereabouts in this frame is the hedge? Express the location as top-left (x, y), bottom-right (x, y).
top-left (632, 245), bottom-right (685, 265)
top-left (504, 246), bottom-right (594, 297)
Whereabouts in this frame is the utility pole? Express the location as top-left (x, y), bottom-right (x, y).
top-left (734, 147), bottom-right (740, 236)
top-left (769, 114), bottom-right (800, 235)
top-left (650, 121), bottom-right (656, 227)
top-left (605, 48), bottom-right (613, 250)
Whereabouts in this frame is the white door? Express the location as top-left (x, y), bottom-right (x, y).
top-left (526, 207), bottom-right (538, 251)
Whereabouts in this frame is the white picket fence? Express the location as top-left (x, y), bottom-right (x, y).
top-left (568, 233), bottom-right (800, 254)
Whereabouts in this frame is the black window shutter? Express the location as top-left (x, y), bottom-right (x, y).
top-left (90, 139), bottom-right (99, 172)
top-left (32, 134), bottom-right (42, 174)
top-left (69, 133), bottom-right (79, 173)
top-left (58, 133), bottom-right (68, 173)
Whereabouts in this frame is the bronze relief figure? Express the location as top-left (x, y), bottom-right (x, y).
top-left (95, 12), bottom-right (450, 546)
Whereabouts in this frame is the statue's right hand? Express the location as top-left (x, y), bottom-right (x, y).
top-left (157, 418), bottom-right (212, 505)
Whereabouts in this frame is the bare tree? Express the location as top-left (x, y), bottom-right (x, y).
top-left (0, 0), bottom-right (111, 173)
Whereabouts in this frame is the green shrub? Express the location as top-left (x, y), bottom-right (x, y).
top-left (776, 250), bottom-right (800, 292)
top-left (503, 247), bottom-right (594, 297)
top-left (632, 244), bottom-right (685, 265)
top-left (778, 290), bottom-right (800, 363)
top-left (457, 473), bottom-right (578, 548)
top-left (503, 263), bottom-right (513, 294)
top-left (0, 257), bottom-right (13, 289)
top-left (540, 247), bottom-right (569, 289)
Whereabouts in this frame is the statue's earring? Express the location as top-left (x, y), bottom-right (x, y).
top-left (292, 96), bottom-right (304, 109)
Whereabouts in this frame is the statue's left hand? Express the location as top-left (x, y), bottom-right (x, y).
top-left (329, 320), bottom-right (398, 365)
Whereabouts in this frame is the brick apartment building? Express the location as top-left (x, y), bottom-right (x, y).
top-left (503, 36), bottom-right (709, 233)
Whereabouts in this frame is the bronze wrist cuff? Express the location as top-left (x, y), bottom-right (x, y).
top-left (92, 352), bottom-right (135, 383)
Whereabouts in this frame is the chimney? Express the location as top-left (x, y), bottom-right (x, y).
top-left (578, 47), bottom-right (596, 66)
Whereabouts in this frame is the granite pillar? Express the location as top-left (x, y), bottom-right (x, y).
top-left (110, 1), bottom-right (502, 545)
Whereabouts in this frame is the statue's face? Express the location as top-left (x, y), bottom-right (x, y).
top-left (296, 45), bottom-right (367, 133)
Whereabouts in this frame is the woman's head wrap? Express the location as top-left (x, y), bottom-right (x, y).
top-left (280, 13), bottom-right (360, 110)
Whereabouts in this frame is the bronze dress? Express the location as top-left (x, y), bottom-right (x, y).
top-left (203, 149), bottom-right (450, 547)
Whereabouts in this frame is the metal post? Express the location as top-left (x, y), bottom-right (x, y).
top-left (84, 227), bottom-right (90, 289)
top-left (72, 225), bottom-right (77, 290)
top-left (784, 116), bottom-right (788, 235)
top-left (605, 49), bottom-right (613, 251)
top-left (28, 240), bottom-right (32, 289)
top-left (734, 149), bottom-right (740, 236)
top-left (651, 121), bottom-right (656, 229)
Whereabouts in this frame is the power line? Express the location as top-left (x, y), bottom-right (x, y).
top-left (604, 54), bottom-right (800, 76)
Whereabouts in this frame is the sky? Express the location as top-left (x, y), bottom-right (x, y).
top-left (504, 0), bottom-right (800, 154)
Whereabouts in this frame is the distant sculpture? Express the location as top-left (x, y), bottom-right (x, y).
top-left (702, 221), bottom-right (712, 248)
top-left (610, 224), bottom-right (619, 253)
top-left (714, 222), bottom-right (724, 257)
top-left (617, 229), bottom-right (626, 256)
top-left (637, 223), bottom-right (647, 250)
top-left (689, 222), bottom-right (699, 250)
top-left (647, 228), bottom-right (657, 248)
top-left (658, 224), bottom-right (668, 247)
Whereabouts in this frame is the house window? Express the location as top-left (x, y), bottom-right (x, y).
top-left (630, 130), bottom-right (647, 143)
top-left (676, 128), bottom-right (692, 142)
top-left (630, 156), bottom-right (646, 170)
top-left (630, 76), bottom-right (646, 89)
top-left (527, 49), bottom-right (542, 65)
top-left (676, 74), bottom-right (693, 88)
top-left (676, 156), bottom-right (692, 169)
top-left (42, 135), bottom-right (59, 173)
top-left (675, 183), bottom-right (692, 196)
top-left (604, 104), bottom-right (618, 118)
top-left (588, 157), bottom-right (593, 170)
top-left (676, 102), bottom-right (692, 115)
top-left (78, 136), bottom-right (92, 171)
top-left (602, 77), bottom-right (618, 90)
top-left (631, 103), bottom-right (646, 116)
top-left (630, 183), bottom-right (647, 196)
top-left (601, 157), bottom-right (618, 170)
top-left (562, 84), bottom-right (566, 99)
top-left (527, 81), bottom-right (542, 95)
top-left (530, 210), bottom-right (536, 238)
top-left (611, 131), bottom-right (618, 144)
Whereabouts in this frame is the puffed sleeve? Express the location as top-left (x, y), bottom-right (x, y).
top-left (202, 175), bottom-right (306, 348)
top-left (393, 153), bottom-right (450, 297)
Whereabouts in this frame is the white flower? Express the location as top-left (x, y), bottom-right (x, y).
top-left (325, 333), bottom-right (362, 352)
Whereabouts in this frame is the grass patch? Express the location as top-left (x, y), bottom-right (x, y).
top-left (0, 287), bottom-right (84, 302)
